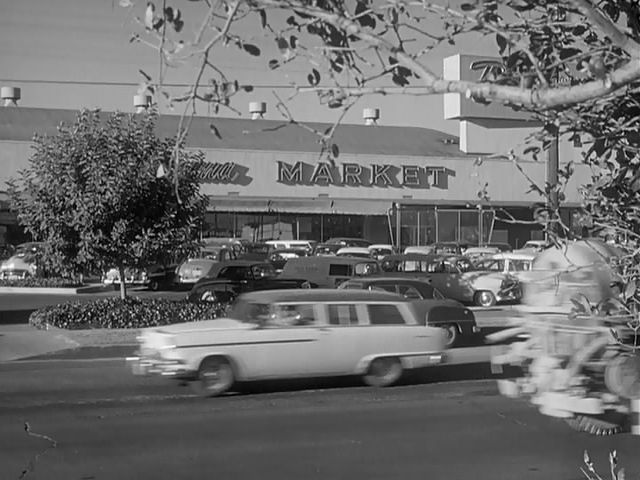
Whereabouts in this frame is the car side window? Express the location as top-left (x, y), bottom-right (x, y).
top-left (328, 304), bottom-right (359, 326)
top-left (271, 304), bottom-right (316, 327)
top-left (368, 304), bottom-right (406, 325)
top-left (369, 283), bottom-right (398, 294)
top-left (329, 264), bottom-right (350, 276)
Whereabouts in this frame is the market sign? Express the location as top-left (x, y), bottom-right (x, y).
top-left (277, 161), bottom-right (453, 189)
top-left (196, 161), bottom-right (241, 184)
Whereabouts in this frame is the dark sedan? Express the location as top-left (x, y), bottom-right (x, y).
top-left (187, 260), bottom-right (313, 305)
top-left (338, 276), bottom-right (478, 347)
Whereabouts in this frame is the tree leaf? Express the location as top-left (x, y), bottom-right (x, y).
top-left (242, 44), bottom-right (261, 56)
top-left (276, 37), bottom-right (289, 52)
top-left (210, 124), bottom-right (222, 139)
top-left (307, 69), bottom-right (321, 86)
top-left (331, 144), bottom-right (340, 158)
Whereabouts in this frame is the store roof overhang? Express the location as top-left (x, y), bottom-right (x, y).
top-left (208, 197), bottom-right (393, 215)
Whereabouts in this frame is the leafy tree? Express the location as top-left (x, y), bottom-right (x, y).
top-left (124, 1), bottom-right (639, 232)
top-left (8, 109), bottom-right (209, 299)
top-left (123, 0), bottom-right (640, 295)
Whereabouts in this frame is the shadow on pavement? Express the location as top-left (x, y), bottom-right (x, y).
top-left (231, 362), bottom-right (507, 397)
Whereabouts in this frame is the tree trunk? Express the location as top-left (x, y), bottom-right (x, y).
top-left (118, 265), bottom-right (127, 300)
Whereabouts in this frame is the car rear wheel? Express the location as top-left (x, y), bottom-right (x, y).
top-left (474, 290), bottom-right (496, 307)
top-left (442, 324), bottom-right (460, 348)
top-left (363, 357), bottom-right (403, 387)
top-left (192, 356), bottom-right (235, 397)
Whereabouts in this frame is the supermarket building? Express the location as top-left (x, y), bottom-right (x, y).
top-left (0, 55), bottom-right (592, 249)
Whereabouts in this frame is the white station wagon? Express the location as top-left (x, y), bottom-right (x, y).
top-left (129, 289), bottom-right (446, 396)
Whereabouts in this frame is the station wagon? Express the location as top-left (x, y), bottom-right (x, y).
top-left (129, 289), bottom-right (446, 396)
top-left (280, 255), bottom-right (380, 287)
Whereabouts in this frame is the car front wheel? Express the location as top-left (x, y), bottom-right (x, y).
top-left (192, 356), bottom-right (235, 397)
top-left (363, 357), bottom-right (403, 387)
top-left (442, 324), bottom-right (460, 348)
top-left (474, 290), bottom-right (496, 307)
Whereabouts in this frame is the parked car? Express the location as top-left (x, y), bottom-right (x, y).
top-left (280, 255), bottom-right (381, 288)
top-left (403, 245), bottom-right (435, 255)
top-left (483, 242), bottom-right (513, 252)
top-left (324, 237), bottom-right (373, 248)
top-left (102, 263), bottom-right (177, 291)
top-left (238, 242), bottom-right (271, 261)
top-left (128, 289), bottom-right (447, 396)
top-left (265, 240), bottom-right (315, 253)
top-left (313, 243), bottom-right (342, 256)
top-left (380, 253), bottom-right (520, 307)
top-left (464, 246), bottom-right (501, 261)
top-left (268, 247), bottom-right (310, 272)
top-left (338, 276), bottom-right (478, 346)
top-left (174, 245), bottom-right (238, 287)
top-left (0, 242), bottom-right (42, 280)
top-left (336, 247), bottom-right (373, 258)
top-left (430, 242), bottom-right (468, 255)
top-left (187, 259), bottom-right (313, 304)
top-left (368, 244), bottom-right (395, 260)
top-left (518, 240), bottom-right (549, 252)
top-left (474, 251), bottom-right (536, 280)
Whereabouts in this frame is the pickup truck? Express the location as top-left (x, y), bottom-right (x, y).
top-left (187, 259), bottom-right (313, 304)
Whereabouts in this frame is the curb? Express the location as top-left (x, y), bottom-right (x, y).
top-left (0, 284), bottom-right (113, 295)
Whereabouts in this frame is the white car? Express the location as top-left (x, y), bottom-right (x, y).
top-left (403, 245), bottom-right (435, 255)
top-left (336, 247), bottom-right (373, 258)
top-left (475, 251), bottom-right (536, 280)
top-left (0, 242), bottom-right (42, 280)
top-left (368, 244), bottom-right (395, 260)
top-left (129, 289), bottom-right (446, 396)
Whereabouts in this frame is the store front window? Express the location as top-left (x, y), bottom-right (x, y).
top-left (397, 206), bottom-right (496, 249)
top-left (203, 212), bottom-right (366, 242)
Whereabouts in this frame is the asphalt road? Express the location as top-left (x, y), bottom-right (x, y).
top-left (1, 359), bottom-right (638, 480)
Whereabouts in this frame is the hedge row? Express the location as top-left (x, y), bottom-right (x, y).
top-left (29, 297), bottom-right (227, 330)
top-left (0, 277), bottom-right (85, 288)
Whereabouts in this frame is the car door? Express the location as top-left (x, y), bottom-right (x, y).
top-left (314, 302), bottom-right (425, 375)
top-left (238, 302), bottom-right (325, 379)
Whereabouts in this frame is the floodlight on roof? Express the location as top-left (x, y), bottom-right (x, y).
top-left (362, 108), bottom-right (380, 125)
top-left (1, 87), bottom-right (21, 107)
top-left (133, 94), bottom-right (152, 113)
top-left (249, 101), bottom-right (267, 119)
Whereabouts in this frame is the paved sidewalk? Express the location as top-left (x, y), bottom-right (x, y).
top-left (0, 324), bottom-right (138, 362)
top-left (0, 324), bottom-right (80, 362)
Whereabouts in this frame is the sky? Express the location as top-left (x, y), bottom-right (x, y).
top-left (0, 0), bottom-right (498, 135)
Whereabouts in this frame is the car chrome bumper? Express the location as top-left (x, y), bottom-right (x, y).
top-left (126, 356), bottom-right (192, 377)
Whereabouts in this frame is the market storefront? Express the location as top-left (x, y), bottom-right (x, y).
top-left (0, 107), bottom-right (591, 250)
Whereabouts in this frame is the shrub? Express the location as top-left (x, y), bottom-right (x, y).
top-left (0, 277), bottom-right (84, 288)
top-left (29, 297), bottom-right (227, 330)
